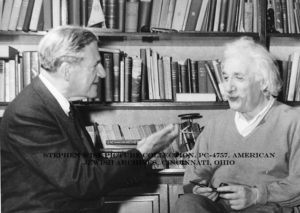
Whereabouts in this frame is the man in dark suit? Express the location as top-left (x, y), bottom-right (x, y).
top-left (0, 26), bottom-right (178, 213)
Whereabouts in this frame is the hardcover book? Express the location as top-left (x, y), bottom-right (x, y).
top-left (197, 61), bottom-right (208, 93)
top-left (158, 58), bottom-right (165, 99)
top-left (158, 0), bottom-right (170, 28)
top-left (1, 0), bottom-right (15, 31)
top-left (163, 56), bottom-right (172, 100)
top-left (118, 0), bottom-right (126, 31)
top-left (43, 0), bottom-right (52, 30)
top-left (165, 0), bottom-right (176, 29)
top-left (205, 62), bottom-right (223, 101)
top-left (0, 0), bottom-right (4, 28)
top-left (180, 63), bottom-right (188, 93)
top-left (113, 52), bottom-right (121, 102)
top-left (131, 57), bottom-right (142, 102)
top-left (106, 0), bottom-right (118, 29)
top-left (171, 0), bottom-right (190, 31)
top-left (138, 0), bottom-right (151, 32)
top-left (81, 0), bottom-right (88, 26)
top-left (140, 48), bottom-right (149, 100)
top-left (195, 0), bottom-right (209, 31)
top-left (61, 0), bottom-right (68, 26)
top-left (124, 56), bottom-right (133, 102)
top-left (103, 52), bottom-right (114, 102)
top-left (21, 0), bottom-right (35, 31)
top-left (171, 61), bottom-right (179, 99)
top-left (185, 0), bottom-right (202, 31)
top-left (8, 0), bottom-right (23, 31)
top-left (125, 0), bottom-right (139, 32)
top-left (0, 60), bottom-right (5, 102)
top-left (191, 60), bottom-right (198, 93)
top-left (52, 0), bottom-right (61, 28)
top-left (150, 0), bottom-right (162, 28)
top-left (69, 0), bottom-right (81, 26)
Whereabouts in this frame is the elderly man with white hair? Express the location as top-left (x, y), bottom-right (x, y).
top-left (175, 37), bottom-right (300, 213)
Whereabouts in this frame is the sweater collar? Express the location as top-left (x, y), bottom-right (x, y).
top-left (235, 97), bottom-right (275, 137)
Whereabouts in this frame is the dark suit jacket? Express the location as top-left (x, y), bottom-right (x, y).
top-left (1, 77), bottom-right (146, 213)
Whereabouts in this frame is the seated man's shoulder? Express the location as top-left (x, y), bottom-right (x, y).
top-left (273, 102), bottom-right (300, 126)
top-left (275, 102), bottom-right (300, 118)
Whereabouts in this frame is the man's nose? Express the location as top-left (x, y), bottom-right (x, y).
top-left (97, 63), bottom-right (106, 78)
top-left (223, 79), bottom-right (235, 93)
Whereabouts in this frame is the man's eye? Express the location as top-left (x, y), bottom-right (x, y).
top-left (223, 76), bottom-right (228, 81)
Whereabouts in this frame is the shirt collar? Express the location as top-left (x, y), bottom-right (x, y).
top-left (39, 74), bottom-right (70, 116)
top-left (235, 97), bottom-right (275, 137)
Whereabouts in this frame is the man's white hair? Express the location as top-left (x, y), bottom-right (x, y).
top-left (223, 37), bottom-right (282, 97)
top-left (38, 26), bottom-right (98, 72)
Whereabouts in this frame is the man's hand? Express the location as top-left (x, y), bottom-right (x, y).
top-left (218, 184), bottom-right (258, 210)
top-left (137, 124), bottom-right (178, 161)
top-left (192, 180), bottom-right (218, 201)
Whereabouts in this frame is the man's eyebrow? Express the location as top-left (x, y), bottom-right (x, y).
top-left (233, 72), bottom-right (245, 76)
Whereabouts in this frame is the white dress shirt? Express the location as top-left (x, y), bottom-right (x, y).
top-left (39, 74), bottom-right (70, 116)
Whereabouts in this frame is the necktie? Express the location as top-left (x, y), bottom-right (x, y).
top-left (69, 103), bottom-right (95, 154)
top-left (93, 122), bottom-right (104, 151)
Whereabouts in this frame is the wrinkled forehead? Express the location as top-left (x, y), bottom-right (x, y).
top-left (222, 55), bottom-right (255, 76)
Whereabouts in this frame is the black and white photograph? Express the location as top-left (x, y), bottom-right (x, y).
top-left (1, 0), bottom-right (300, 212)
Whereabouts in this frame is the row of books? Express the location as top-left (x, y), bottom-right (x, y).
top-left (102, 0), bottom-right (260, 33)
top-left (0, 47), bottom-right (39, 102)
top-left (0, 0), bottom-right (260, 33)
top-left (98, 47), bottom-right (224, 103)
top-left (0, 0), bottom-right (105, 32)
top-left (278, 53), bottom-right (300, 101)
top-left (3, 45), bottom-right (299, 103)
top-left (268, 0), bottom-right (300, 34)
top-left (0, 46), bottom-right (223, 103)
top-left (86, 122), bottom-right (198, 169)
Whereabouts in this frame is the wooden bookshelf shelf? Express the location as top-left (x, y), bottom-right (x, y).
top-left (1, 101), bottom-right (299, 113)
top-left (97, 32), bottom-right (260, 42)
top-left (76, 101), bottom-right (299, 109)
top-left (285, 101), bottom-right (300, 107)
top-left (268, 33), bottom-right (300, 38)
top-left (75, 101), bottom-right (230, 110)
top-left (0, 30), bottom-right (46, 36)
top-left (0, 30), bottom-right (259, 41)
top-left (267, 33), bottom-right (300, 44)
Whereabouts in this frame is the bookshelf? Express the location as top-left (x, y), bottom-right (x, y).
top-left (1, 0), bottom-right (300, 212)
top-left (0, 0), bottom-right (299, 163)
top-left (2, 101), bottom-right (299, 111)
top-left (75, 101), bottom-right (230, 110)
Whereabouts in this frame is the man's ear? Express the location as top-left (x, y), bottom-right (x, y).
top-left (260, 80), bottom-right (269, 95)
top-left (260, 79), bottom-right (267, 90)
top-left (60, 63), bottom-right (71, 81)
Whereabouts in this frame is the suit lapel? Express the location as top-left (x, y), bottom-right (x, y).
top-left (31, 77), bottom-right (95, 154)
